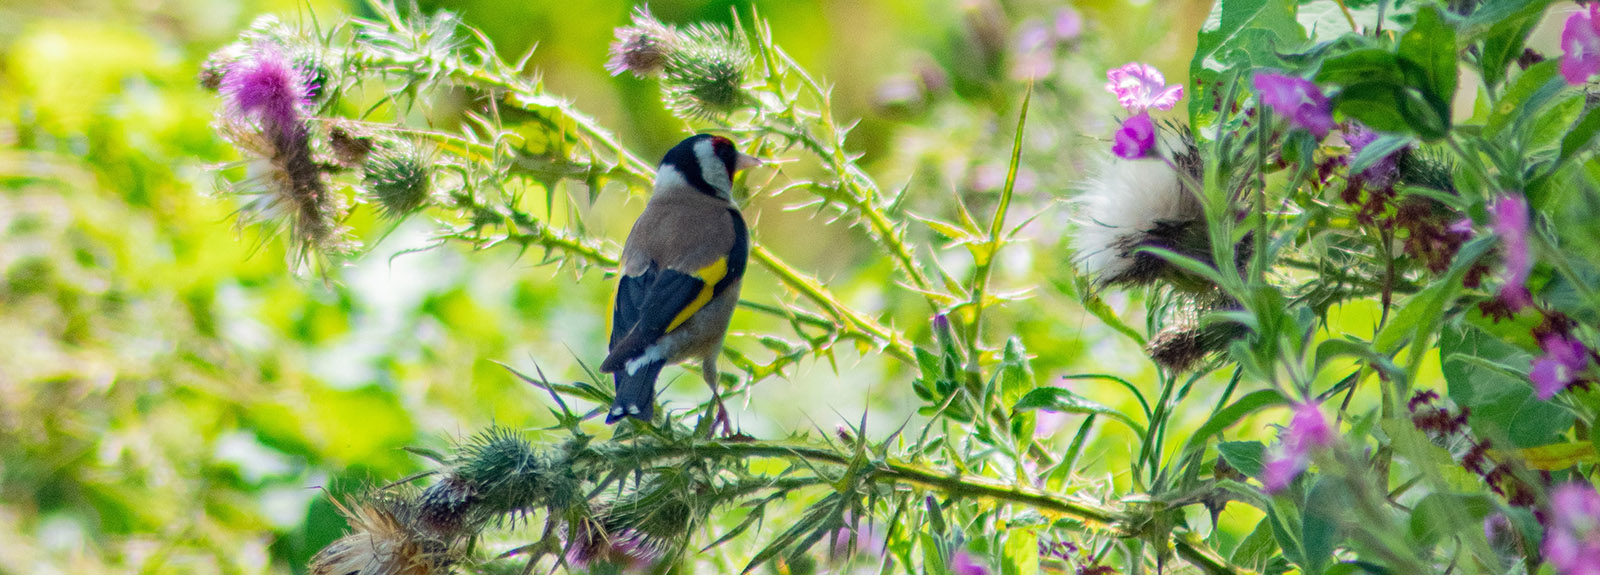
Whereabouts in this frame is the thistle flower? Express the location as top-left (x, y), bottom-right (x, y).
top-left (1531, 333), bottom-right (1592, 400)
top-left (1489, 194), bottom-right (1533, 312)
top-left (660, 23), bottom-right (752, 119)
top-left (311, 495), bottom-right (452, 575)
top-left (1262, 402), bottom-right (1333, 493)
top-left (1112, 112), bottom-right (1156, 159)
top-left (1543, 483), bottom-right (1600, 575)
top-left (606, 7), bottom-right (679, 77)
top-left (1253, 72), bottom-right (1334, 139)
top-left (214, 46), bottom-right (350, 262)
top-left (364, 143), bottom-right (434, 219)
top-left (950, 550), bottom-right (990, 575)
top-left (1563, 4), bottom-right (1600, 85)
top-left (1071, 133), bottom-right (1212, 289)
top-left (1104, 63), bottom-right (1183, 113)
top-left (1344, 123), bottom-right (1400, 189)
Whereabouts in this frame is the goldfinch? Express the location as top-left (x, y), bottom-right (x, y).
top-left (601, 134), bottom-right (759, 424)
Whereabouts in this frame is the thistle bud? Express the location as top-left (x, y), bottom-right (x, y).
top-left (310, 495), bottom-right (453, 575)
top-left (659, 23), bottom-right (752, 119)
top-left (363, 143), bottom-right (433, 219)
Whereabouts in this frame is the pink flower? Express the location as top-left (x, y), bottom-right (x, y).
top-left (1112, 111), bottom-right (1156, 159)
top-left (1252, 72), bottom-right (1334, 139)
top-left (1262, 402), bottom-right (1334, 493)
top-left (1532, 333), bottom-right (1591, 400)
top-left (1104, 63), bottom-right (1183, 113)
top-left (1544, 483), bottom-right (1600, 575)
top-left (950, 550), bottom-right (989, 575)
top-left (1562, 5), bottom-right (1600, 85)
top-left (1011, 21), bottom-right (1055, 80)
top-left (1053, 7), bottom-right (1083, 42)
top-left (1489, 195), bottom-right (1533, 312)
top-left (221, 48), bottom-right (313, 138)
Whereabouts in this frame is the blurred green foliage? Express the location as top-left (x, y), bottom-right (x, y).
top-left (0, 0), bottom-right (1322, 573)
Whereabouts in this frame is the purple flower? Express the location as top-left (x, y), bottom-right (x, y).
top-left (1544, 483), bottom-right (1600, 575)
top-left (1344, 123), bottom-right (1400, 188)
top-left (1531, 333), bottom-right (1591, 400)
top-left (221, 47), bottom-right (312, 137)
top-left (1262, 402), bottom-right (1334, 493)
top-left (1489, 195), bottom-right (1533, 312)
top-left (829, 519), bottom-right (885, 559)
top-left (1253, 72), bottom-right (1335, 139)
top-left (1053, 7), bottom-right (1083, 42)
top-left (1105, 63), bottom-right (1183, 113)
top-left (1113, 111), bottom-right (1156, 159)
top-left (1562, 5), bottom-right (1600, 85)
top-left (1012, 20), bottom-right (1055, 80)
top-left (606, 8), bottom-right (678, 78)
top-left (950, 550), bottom-right (989, 575)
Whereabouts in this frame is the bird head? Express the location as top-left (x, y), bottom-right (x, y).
top-left (655, 134), bottom-right (761, 200)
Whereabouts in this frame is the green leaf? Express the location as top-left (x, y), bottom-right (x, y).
top-left (1440, 324), bottom-right (1575, 448)
top-left (1408, 493), bottom-right (1493, 547)
top-left (1557, 106), bottom-right (1600, 167)
top-left (1001, 526), bottom-right (1039, 575)
top-left (1190, 0), bottom-right (1307, 119)
top-left (1486, 60), bottom-right (1564, 141)
top-left (998, 337), bottom-right (1035, 408)
top-left (1348, 133), bottom-right (1414, 175)
top-left (1396, 5), bottom-right (1457, 130)
top-left (1231, 516), bottom-right (1283, 571)
top-left (1474, 0), bottom-right (1553, 90)
top-left (1300, 477), bottom-right (1350, 575)
top-left (1218, 440), bottom-right (1267, 477)
top-left (1317, 49), bottom-right (1405, 87)
top-left (1332, 81), bottom-right (1418, 135)
top-left (1312, 338), bottom-right (1402, 379)
top-left (1184, 389), bottom-right (1286, 453)
top-left (1012, 387), bottom-right (1146, 436)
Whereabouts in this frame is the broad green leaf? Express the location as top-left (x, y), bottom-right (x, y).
top-left (1184, 389), bottom-right (1287, 453)
top-left (1012, 387), bottom-right (1146, 436)
top-left (1231, 516), bottom-right (1283, 571)
top-left (1486, 60), bottom-right (1564, 140)
top-left (1191, 0), bottom-right (1307, 119)
top-left (1408, 493), bottom-right (1493, 547)
top-left (1512, 442), bottom-right (1599, 470)
top-left (1001, 526), bottom-right (1039, 575)
top-left (1474, 0), bottom-right (1553, 89)
top-left (1318, 49), bottom-right (1406, 88)
top-left (1300, 477), bottom-right (1350, 575)
top-left (1440, 324), bottom-right (1575, 448)
top-left (1218, 440), bottom-right (1268, 478)
top-left (1348, 133), bottom-right (1414, 175)
top-left (1557, 106), bottom-right (1600, 168)
top-left (1396, 5), bottom-right (1457, 133)
top-left (998, 337), bottom-right (1035, 407)
top-left (1332, 81), bottom-right (1417, 135)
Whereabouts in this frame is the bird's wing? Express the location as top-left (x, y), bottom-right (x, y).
top-left (602, 208), bottom-right (747, 373)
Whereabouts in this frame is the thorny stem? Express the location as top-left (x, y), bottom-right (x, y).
top-left (752, 245), bottom-right (916, 363)
top-left (582, 439), bottom-right (1250, 575)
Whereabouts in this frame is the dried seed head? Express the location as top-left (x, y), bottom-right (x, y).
top-left (1070, 141), bottom-right (1202, 287)
top-left (311, 496), bottom-right (452, 575)
top-left (606, 8), bottom-right (680, 78)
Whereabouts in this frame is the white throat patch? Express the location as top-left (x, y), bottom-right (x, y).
top-left (694, 138), bottom-right (733, 198)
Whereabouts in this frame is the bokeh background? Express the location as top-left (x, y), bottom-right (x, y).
top-left (1, 0), bottom-right (1500, 572)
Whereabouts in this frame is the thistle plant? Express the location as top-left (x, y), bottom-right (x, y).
top-left (198, 2), bottom-right (1600, 575)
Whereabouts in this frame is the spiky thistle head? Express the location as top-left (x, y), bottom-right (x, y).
top-left (606, 7), bottom-right (680, 77)
top-left (414, 427), bottom-right (581, 534)
top-left (363, 142), bottom-right (433, 219)
top-left (310, 494), bottom-right (454, 575)
top-left (659, 22), bottom-right (752, 120)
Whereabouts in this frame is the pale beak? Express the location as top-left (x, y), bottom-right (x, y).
top-left (734, 152), bottom-right (763, 173)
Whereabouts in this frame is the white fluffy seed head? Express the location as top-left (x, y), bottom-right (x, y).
top-left (1070, 152), bottom-right (1200, 284)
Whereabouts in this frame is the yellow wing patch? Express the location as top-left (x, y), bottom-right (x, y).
top-left (666, 258), bottom-right (728, 332)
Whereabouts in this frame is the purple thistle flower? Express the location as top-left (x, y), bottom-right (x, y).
top-left (1489, 195), bottom-right (1533, 312)
top-left (950, 550), bottom-right (990, 575)
top-left (1104, 62), bottom-right (1183, 113)
top-left (1053, 7), bottom-right (1083, 42)
top-left (1344, 123), bottom-right (1400, 189)
top-left (1544, 483), bottom-right (1600, 575)
top-left (1562, 5), bottom-right (1600, 85)
top-left (1112, 111), bottom-right (1156, 159)
top-left (1253, 72), bottom-right (1334, 139)
top-left (606, 8), bottom-right (678, 78)
top-left (1531, 333), bottom-right (1591, 400)
top-left (1262, 402), bottom-right (1333, 493)
top-left (221, 47), bottom-right (312, 138)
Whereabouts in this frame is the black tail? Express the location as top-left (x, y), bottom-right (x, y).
top-left (607, 360), bottom-right (665, 424)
